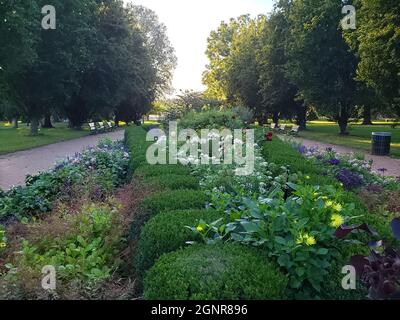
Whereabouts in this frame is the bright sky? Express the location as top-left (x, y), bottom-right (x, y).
top-left (125, 0), bottom-right (274, 95)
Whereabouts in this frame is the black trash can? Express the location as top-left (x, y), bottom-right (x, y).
top-left (371, 132), bottom-right (391, 156)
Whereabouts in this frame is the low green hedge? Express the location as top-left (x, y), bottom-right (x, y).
top-left (125, 126), bottom-right (152, 173)
top-left (144, 243), bottom-right (288, 300)
top-left (144, 174), bottom-right (200, 190)
top-left (135, 164), bottom-right (192, 177)
top-left (129, 189), bottom-right (209, 241)
top-left (260, 135), bottom-right (337, 186)
top-left (134, 209), bottom-right (221, 279)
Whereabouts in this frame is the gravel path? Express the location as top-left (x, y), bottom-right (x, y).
top-left (0, 130), bottom-right (125, 190)
top-left (293, 136), bottom-right (400, 178)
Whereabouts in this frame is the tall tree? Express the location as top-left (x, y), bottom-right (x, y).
top-left (257, 1), bottom-right (305, 128)
top-left (126, 4), bottom-right (177, 98)
top-left (286, 0), bottom-right (358, 134)
top-left (344, 0), bottom-right (400, 118)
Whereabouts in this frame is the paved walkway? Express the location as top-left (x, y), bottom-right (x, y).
top-left (293, 137), bottom-right (400, 177)
top-left (0, 130), bottom-right (125, 190)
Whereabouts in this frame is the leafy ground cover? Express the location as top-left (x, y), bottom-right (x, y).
top-left (0, 138), bottom-right (134, 299)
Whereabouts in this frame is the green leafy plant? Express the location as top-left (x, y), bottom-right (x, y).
top-left (191, 183), bottom-right (358, 298)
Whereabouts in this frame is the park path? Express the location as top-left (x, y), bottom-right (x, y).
top-left (0, 130), bottom-right (125, 190)
top-left (293, 136), bottom-right (400, 177)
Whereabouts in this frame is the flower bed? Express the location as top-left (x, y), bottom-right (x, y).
top-left (0, 138), bottom-right (132, 299)
top-left (134, 126), bottom-right (399, 300)
top-left (0, 138), bottom-right (130, 222)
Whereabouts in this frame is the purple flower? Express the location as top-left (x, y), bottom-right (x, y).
top-left (336, 168), bottom-right (364, 190)
top-left (298, 145), bottom-right (308, 155)
top-left (328, 158), bottom-right (340, 166)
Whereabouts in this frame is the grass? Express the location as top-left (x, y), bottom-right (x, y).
top-left (297, 121), bottom-right (400, 157)
top-left (0, 121), bottom-right (89, 154)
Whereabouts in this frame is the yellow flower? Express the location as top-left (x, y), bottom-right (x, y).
top-left (333, 203), bottom-right (343, 212)
top-left (196, 225), bottom-right (205, 233)
top-left (325, 201), bottom-right (333, 208)
top-left (0, 242), bottom-right (6, 248)
top-left (296, 236), bottom-right (304, 245)
top-left (296, 232), bottom-right (316, 246)
top-left (330, 214), bottom-right (345, 228)
top-left (305, 236), bottom-right (316, 246)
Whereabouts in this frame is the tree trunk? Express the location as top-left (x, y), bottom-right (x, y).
top-left (296, 104), bottom-right (307, 130)
top-left (338, 107), bottom-right (349, 135)
top-left (362, 105), bottom-right (373, 125)
top-left (42, 112), bottom-right (54, 128)
top-left (257, 114), bottom-right (267, 126)
top-left (30, 117), bottom-right (39, 136)
top-left (12, 118), bottom-right (18, 129)
top-left (272, 112), bottom-right (279, 125)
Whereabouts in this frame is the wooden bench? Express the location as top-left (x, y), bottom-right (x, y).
top-left (89, 122), bottom-right (97, 135)
top-left (290, 125), bottom-right (300, 136)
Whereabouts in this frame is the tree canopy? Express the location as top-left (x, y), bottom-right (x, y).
top-left (0, 0), bottom-right (176, 134)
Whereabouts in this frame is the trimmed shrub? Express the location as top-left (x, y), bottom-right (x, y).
top-left (135, 209), bottom-right (221, 278)
top-left (179, 109), bottom-right (243, 130)
top-left (144, 243), bottom-right (288, 300)
top-left (135, 164), bottom-right (192, 178)
top-left (125, 127), bottom-right (152, 173)
top-left (144, 174), bottom-right (199, 190)
top-left (129, 189), bottom-right (209, 240)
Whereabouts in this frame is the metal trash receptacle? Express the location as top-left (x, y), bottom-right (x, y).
top-left (371, 132), bottom-right (391, 156)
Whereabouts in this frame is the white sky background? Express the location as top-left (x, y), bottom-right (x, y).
top-left (125, 0), bottom-right (274, 95)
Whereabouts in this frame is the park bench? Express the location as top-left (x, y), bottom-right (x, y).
top-left (97, 122), bottom-right (106, 133)
top-left (103, 121), bottom-right (112, 132)
top-left (278, 124), bottom-right (287, 133)
top-left (290, 125), bottom-right (300, 136)
top-left (89, 122), bottom-right (97, 135)
top-left (106, 121), bottom-right (115, 131)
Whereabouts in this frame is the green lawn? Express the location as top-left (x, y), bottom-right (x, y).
top-left (0, 122), bottom-right (89, 154)
top-left (298, 121), bottom-right (400, 157)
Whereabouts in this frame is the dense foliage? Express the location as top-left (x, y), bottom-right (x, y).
top-left (144, 243), bottom-right (288, 300)
top-left (0, 139), bottom-right (129, 221)
top-left (202, 0), bottom-right (400, 131)
top-left (0, 1), bottom-right (176, 132)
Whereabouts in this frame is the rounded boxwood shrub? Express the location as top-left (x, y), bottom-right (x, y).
top-left (144, 243), bottom-right (288, 300)
top-left (145, 174), bottom-right (199, 190)
top-left (135, 164), bottom-right (192, 177)
top-left (135, 209), bottom-right (221, 278)
top-left (129, 190), bottom-right (209, 241)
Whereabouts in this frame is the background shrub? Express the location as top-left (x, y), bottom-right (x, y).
top-left (135, 164), bottom-right (192, 177)
top-left (144, 243), bottom-right (288, 300)
top-left (144, 174), bottom-right (199, 190)
top-left (134, 209), bottom-right (221, 279)
top-left (178, 109), bottom-right (243, 130)
top-left (129, 189), bottom-right (209, 241)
